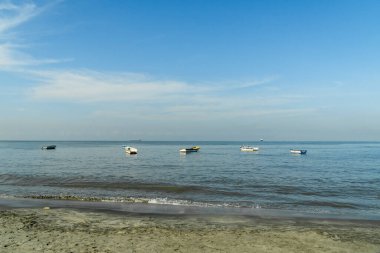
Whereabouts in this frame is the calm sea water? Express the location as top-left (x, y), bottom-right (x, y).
top-left (0, 141), bottom-right (379, 219)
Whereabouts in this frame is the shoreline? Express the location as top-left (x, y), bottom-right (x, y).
top-left (1, 203), bottom-right (380, 252)
top-left (1, 196), bottom-right (380, 222)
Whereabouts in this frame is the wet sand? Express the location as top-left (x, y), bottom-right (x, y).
top-left (1, 207), bottom-right (380, 253)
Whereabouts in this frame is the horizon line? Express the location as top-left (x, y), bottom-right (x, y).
top-left (1, 139), bottom-right (380, 143)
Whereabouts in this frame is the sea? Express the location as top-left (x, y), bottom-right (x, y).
top-left (0, 141), bottom-right (379, 220)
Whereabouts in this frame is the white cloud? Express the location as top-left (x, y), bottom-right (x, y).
top-left (29, 69), bottom-right (284, 104)
top-left (30, 70), bottom-right (195, 102)
top-left (0, 43), bottom-right (61, 68)
top-left (230, 77), bottom-right (278, 89)
top-left (27, 68), bottom-right (311, 122)
top-left (0, 1), bottom-right (39, 33)
top-left (28, 68), bottom-right (282, 103)
top-left (27, 68), bottom-right (312, 127)
top-left (0, 1), bottom-right (62, 69)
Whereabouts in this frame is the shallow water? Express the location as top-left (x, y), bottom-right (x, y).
top-left (0, 141), bottom-right (379, 219)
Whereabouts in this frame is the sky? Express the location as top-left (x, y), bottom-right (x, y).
top-left (1, 0), bottom-right (380, 141)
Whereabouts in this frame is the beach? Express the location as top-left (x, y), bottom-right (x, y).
top-left (1, 206), bottom-right (379, 253)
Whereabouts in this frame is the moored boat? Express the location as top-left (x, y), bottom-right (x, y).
top-left (240, 146), bottom-right (259, 152)
top-left (41, 145), bottom-right (56, 150)
top-left (124, 146), bottom-right (138, 154)
top-left (180, 146), bottom-right (200, 153)
top-left (290, 149), bottom-right (307, 155)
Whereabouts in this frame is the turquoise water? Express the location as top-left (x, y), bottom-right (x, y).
top-left (0, 141), bottom-right (379, 219)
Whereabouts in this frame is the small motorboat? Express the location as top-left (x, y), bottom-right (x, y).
top-left (240, 146), bottom-right (259, 152)
top-left (124, 146), bottom-right (138, 154)
top-left (41, 145), bottom-right (56, 150)
top-left (290, 149), bottom-right (307, 155)
top-left (180, 146), bottom-right (200, 153)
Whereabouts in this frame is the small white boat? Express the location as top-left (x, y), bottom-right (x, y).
top-left (290, 149), bottom-right (307, 155)
top-left (124, 146), bottom-right (138, 154)
top-left (240, 146), bottom-right (259, 152)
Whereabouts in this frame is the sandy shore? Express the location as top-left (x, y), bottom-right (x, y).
top-left (1, 207), bottom-right (380, 253)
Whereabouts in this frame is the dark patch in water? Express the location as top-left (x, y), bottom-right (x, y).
top-left (0, 173), bottom-right (256, 197)
top-left (295, 201), bottom-right (359, 209)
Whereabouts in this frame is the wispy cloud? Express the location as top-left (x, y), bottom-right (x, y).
top-left (0, 1), bottom-right (39, 33)
top-left (27, 67), bottom-right (312, 124)
top-left (226, 77), bottom-right (278, 90)
top-left (30, 70), bottom-right (195, 102)
top-left (29, 69), bottom-right (282, 104)
top-left (0, 43), bottom-right (62, 68)
top-left (0, 1), bottom-right (62, 69)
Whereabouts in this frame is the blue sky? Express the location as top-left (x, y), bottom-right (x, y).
top-left (1, 0), bottom-right (380, 141)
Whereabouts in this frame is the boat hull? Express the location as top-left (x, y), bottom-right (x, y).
top-left (180, 146), bottom-right (200, 153)
top-left (290, 149), bottom-right (307, 155)
top-left (240, 146), bottom-right (259, 152)
top-left (125, 146), bottom-right (138, 155)
top-left (41, 145), bottom-right (56, 150)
